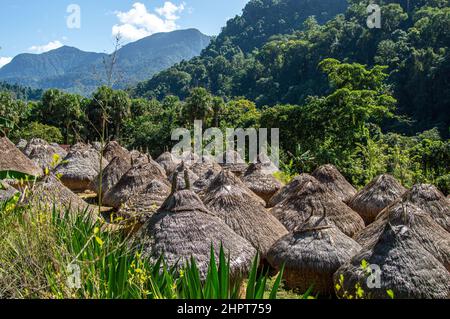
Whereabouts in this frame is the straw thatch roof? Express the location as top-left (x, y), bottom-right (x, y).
top-left (202, 170), bottom-right (288, 256)
top-left (349, 174), bottom-right (406, 225)
top-left (242, 163), bottom-right (283, 204)
top-left (354, 201), bottom-right (450, 271)
top-left (168, 162), bottom-right (199, 191)
top-left (267, 215), bottom-right (361, 295)
top-left (23, 138), bottom-right (67, 171)
top-left (22, 174), bottom-right (96, 216)
top-left (268, 174), bottom-right (317, 208)
top-left (90, 154), bottom-right (132, 198)
top-left (257, 152), bottom-right (280, 175)
top-left (0, 137), bottom-right (42, 177)
top-left (215, 150), bottom-right (248, 177)
top-left (130, 151), bottom-right (151, 166)
top-left (155, 152), bottom-right (180, 176)
top-left (102, 159), bottom-right (168, 208)
top-left (0, 181), bottom-right (18, 202)
top-left (16, 139), bottom-right (28, 152)
top-left (54, 143), bottom-right (108, 192)
top-left (335, 221), bottom-right (450, 299)
top-left (135, 188), bottom-right (256, 279)
top-left (119, 179), bottom-right (171, 222)
top-left (102, 141), bottom-right (130, 162)
top-left (312, 164), bottom-right (356, 204)
top-left (399, 184), bottom-right (450, 232)
top-left (271, 179), bottom-right (365, 237)
top-left (190, 155), bottom-right (222, 193)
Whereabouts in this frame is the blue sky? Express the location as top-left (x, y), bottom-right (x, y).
top-left (0, 0), bottom-right (249, 67)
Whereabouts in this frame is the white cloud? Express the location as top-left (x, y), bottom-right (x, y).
top-left (28, 40), bottom-right (63, 54)
top-left (0, 57), bottom-right (12, 69)
top-left (112, 2), bottom-right (185, 42)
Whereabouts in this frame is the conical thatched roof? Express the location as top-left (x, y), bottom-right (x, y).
top-left (241, 162), bottom-right (283, 204)
top-left (54, 143), bottom-right (108, 192)
top-left (0, 137), bottom-right (42, 178)
top-left (102, 141), bottom-right (129, 162)
top-left (335, 222), bottom-right (450, 299)
top-left (193, 168), bottom-right (221, 194)
top-left (268, 174), bottom-right (317, 208)
top-left (190, 155), bottom-right (222, 193)
top-left (202, 170), bottom-right (288, 256)
top-left (22, 174), bottom-right (96, 216)
top-left (271, 179), bottom-right (365, 237)
top-left (130, 151), bottom-right (151, 166)
top-left (349, 174), bottom-right (406, 225)
top-left (354, 201), bottom-right (450, 271)
top-left (135, 188), bottom-right (256, 279)
top-left (119, 179), bottom-right (171, 222)
top-left (16, 139), bottom-right (28, 152)
top-left (399, 184), bottom-right (450, 232)
top-left (0, 181), bottom-right (18, 202)
top-left (216, 150), bottom-right (248, 177)
top-left (168, 162), bottom-right (199, 191)
top-left (155, 152), bottom-right (180, 176)
top-left (267, 215), bottom-right (361, 295)
top-left (257, 152), bottom-right (280, 175)
top-left (102, 159), bottom-right (168, 208)
top-left (90, 154), bottom-right (132, 198)
top-left (23, 138), bottom-right (67, 171)
top-left (312, 164), bottom-right (356, 204)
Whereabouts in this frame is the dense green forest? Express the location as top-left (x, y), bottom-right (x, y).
top-left (0, 0), bottom-right (449, 193)
top-left (133, 0), bottom-right (450, 137)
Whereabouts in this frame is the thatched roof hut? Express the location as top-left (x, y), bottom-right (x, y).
top-left (241, 162), bottom-right (283, 204)
top-left (90, 154), bottom-right (132, 198)
top-left (312, 164), bottom-right (356, 204)
top-left (400, 184), bottom-right (450, 232)
top-left (155, 152), bottom-right (180, 176)
top-left (0, 181), bottom-right (18, 202)
top-left (354, 201), bottom-right (450, 271)
top-left (23, 138), bottom-right (67, 171)
top-left (135, 186), bottom-right (256, 279)
top-left (119, 179), bottom-right (170, 222)
top-left (271, 179), bottom-right (365, 237)
top-left (168, 162), bottom-right (199, 191)
top-left (190, 155), bottom-right (222, 193)
top-left (335, 221), bottom-right (450, 299)
top-left (267, 174), bottom-right (317, 208)
top-left (22, 174), bottom-right (96, 216)
top-left (267, 215), bottom-right (361, 295)
top-left (102, 159), bottom-right (168, 208)
top-left (54, 143), bottom-right (108, 192)
top-left (202, 170), bottom-right (288, 256)
top-left (16, 139), bottom-right (28, 152)
top-left (348, 174), bottom-right (406, 225)
top-left (0, 137), bottom-right (42, 178)
top-left (216, 150), bottom-right (248, 177)
top-left (102, 141), bottom-right (129, 162)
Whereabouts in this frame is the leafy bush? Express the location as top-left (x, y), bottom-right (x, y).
top-left (13, 122), bottom-right (63, 144)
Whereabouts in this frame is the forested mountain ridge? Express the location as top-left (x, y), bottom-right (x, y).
top-left (133, 0), bottom-right (450, 137)
top-left (0, 29), bottom-right (211, 95)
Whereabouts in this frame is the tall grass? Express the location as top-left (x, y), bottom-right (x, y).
top-left (0, 195), bottom-right (299, 299)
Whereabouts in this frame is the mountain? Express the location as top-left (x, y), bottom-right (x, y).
top-left (0, 29), bottom-right (211, 94)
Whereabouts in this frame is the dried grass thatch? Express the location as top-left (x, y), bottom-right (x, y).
top-left (155, 152), bottom-right (180, 176)
top-left (90, 154), bottom-right (132, 198)
top-left (21, 174), bottom-right (96, 216)
top-left (119, 179), bottom-right (171, 222)
top-left (312, 164), bottom-right (356, 204)
top-left (267, 174), bottom-right (317, 208)
top-left (215, 150), bottom-right (248, 177)
top-left (271, 179), bottom-right (365, 237)
top-left (354, 201), bottom-right (450, 271)
top-left (23, 138), bottom-right (67, 171)
top-left (335, 221), bottom-right (450, 299)
top-left (242, 163), bottom-right (283, 204)
top-left (349, 174), bottom-right (406, 225)
top-left (399, 184), bottom-right (450, 232)
top-left (0, 137), bottom-right (42, 177)
top-left (102, 141), bottom-right (129, 162)
top-left (267, 215), bottom-right (361, 295)
top-left (190, 155), bottom-right (222, 193)
top-left (102, 159), bottom-right (168, 208)
top-left (54, 143), bottom-right (108, 192)
top-left (135, 188), bottom-right (256, 279)
top-left (0, 181), bottom-right (18, 202)
top-left (168, 162), bottom-right (199, 191)
top-left (16, 139), bottom-right (28, 152)
top-left (202, 170), bottom-right (288, 256)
